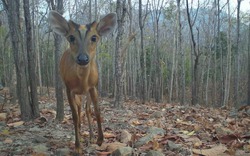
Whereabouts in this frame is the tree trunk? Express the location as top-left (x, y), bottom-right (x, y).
top-left (216, 0), bottom-right (224, 106)
top-left (89, 0), bottom-right (92, 23)
top-left (23, 0), bottom-right (40, 118)
top-left (248, 20), bottom-right (250, 106)
top-left (186, 0), bottom-right (199, 105)
top-left (169, 33), bottom-right (176, 103)
top-left (206, 55), bottom-right (212, 105)
top-left (177, 0), bottom-right (185, 105)
top-left (155, 17), bottom-right (161, 103)
top-left (50, 0), bottom-right (64, 121)
top-left (94, 0), bottom-right (97, 20)
top-left (234, 0), bottom-right (241, 106)
top-left (223, 0), bottom-right (232, 107)
top-left (2, 0), bottom-right (34, 121)
top-left (114, 0), bottom-right (126, 108)
top-left (212, 0), bottom-right (217, 106)
top-left (151, 0), bottom-right (164, 103)
top-left (139, 0), bottom-right (148, 103)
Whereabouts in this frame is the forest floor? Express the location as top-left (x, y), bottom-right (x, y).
top-left (0, 88), bottom-right (250, 156)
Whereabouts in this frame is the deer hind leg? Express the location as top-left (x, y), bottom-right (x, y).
top-left (85, 93), bottom-right (94, 143)
top-left (89, 87), bottom-right (103, 146)
top-left (66, 88), bottom-right (82, 154)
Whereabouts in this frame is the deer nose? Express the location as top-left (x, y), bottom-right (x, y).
top-left (77, 53), bottom-right (89, 66)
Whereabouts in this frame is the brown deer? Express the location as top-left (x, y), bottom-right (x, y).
top-left (48, 11), bottom-right (117, 154)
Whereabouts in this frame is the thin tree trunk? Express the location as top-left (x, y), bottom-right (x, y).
top-left (94, 0), bottom-right (97, 20)
top-left (151, 0), bottom-right (164, 103)
top-left (3, 0), bottom-right (32, 121)
top-left (23, 0), bottom-right (40, 118)
top-left (186, 0), bottom-right (199, 105)
top-left (216, 0), bottom-right (224, 106)
top-left (155, 19), bottom-right (161, 102)
top-left (139, 0), bottom-right (148, 103)
top-left (89, 0), bottom-right (92, 22)
top-left (234, 0), bottom-right (241, 106)
top-left (114, 0), bottom-right (126, 108)
top-left (206, 54), bottom-right (212, 105)
top-left (177, 0), bottom-right (185, 105)
top-left (248, 20), bottom-right (250, 106)
top-left (50, 0), bottom-right (64, 121)
top-left (31, 0), bottom-right (42, 94)
top-left (223, 0), bottom-right (232, 107)
top-left (169, 33), bottom-right (176, 103)
top-left (212, 0), bottom-right (217, 106)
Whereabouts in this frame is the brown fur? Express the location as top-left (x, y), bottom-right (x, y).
top-left (48, 11), bottom-right (116, 154)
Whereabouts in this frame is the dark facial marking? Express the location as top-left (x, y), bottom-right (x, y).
top-left (91, 35), bottom-right (97, 42)
top-left (69, 35), bottom-right (75, 42)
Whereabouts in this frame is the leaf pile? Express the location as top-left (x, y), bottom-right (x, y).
top-left (0, 94), bottom-right (250, 155)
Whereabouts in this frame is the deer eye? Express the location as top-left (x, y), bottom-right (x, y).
top-left (91, 35), bottom-right (97, 42)
top-left (69, 35), bottom-right (75, 42)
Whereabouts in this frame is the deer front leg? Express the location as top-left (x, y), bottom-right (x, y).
top-left (85, 94), bottom-right (94, 143)
top-left (89, 87), bottom-right (103, 146)
top-left (66, 89), bottom-right (81, 154)
top-left (75, 95), bottom-right (82, 130)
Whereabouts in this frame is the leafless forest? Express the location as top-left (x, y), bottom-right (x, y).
top-left (0, 0), bottom-right (250, 155)
top-left (1, 0), bottom-right (249, 118)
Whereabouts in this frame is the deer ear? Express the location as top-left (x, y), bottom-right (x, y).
top-left (97, 13), bottom-right (117, 36)
top-left (48, 11), bottom-right (69, 36)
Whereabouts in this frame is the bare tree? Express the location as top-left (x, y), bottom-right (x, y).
top-left (48, 0), bottom-right (64, 121)
top-left (89, 0), bottom-right (92, 22)
top-left (23, 0), bottom-right (40, 118)
top-left (248, 19), bottom-right (250, 106)
top-left (234, 0), bottom-right (241, 106)
top-left (216, 0), bottom-right (223, 106)
top-left (186, 0), bottom-right (200, 105)
top-left (2, 0), bottom-right (39, 120)
top-left (151, 0), bottom-right (165, 103)
top-left (114, 0), bottom-right (126, 108)
top-left (139, 0), bottom-right (149, 103)
top-left (223, 0), bottom-right (232, 107)
top-left (177, 0), bottom-right (185, 105)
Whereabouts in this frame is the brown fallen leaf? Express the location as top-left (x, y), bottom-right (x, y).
top-left (243, 144), bottom-right (250, 153)
top-left (176, 119), bottom-right (192, 125)
top-left (185, 136), bottom-right (202, 148)
top-left (31, 153), bottom-right (46, 156)
top-left (95, 143), bottom-right (109, 151)
top-left (225, 148), bottom-right (236, 155)
top-left (130, 119), bottom-right (142, 126)
top-left (139, 141), bottom-right (154, 150)
top-left (7, 121), bottom-right (24, 127)
top-left (82, 131), bottom-right (89, 137)
top-left (218, 134), bottom-right (240, 144)
top-left (0, 113), bottom-right (7, 121)
top-left (4, 138), bottom-right (13, 144)
top-left (120, 130), bottom-right (132, 144)
top-left (41, 109), bottom-right (56, 115)
top-left (96, 151), bottom-right (112, 156)
top-left (152, 138), bottom-right (160, 150)
top-left (192, 144), bottom-right (227, 156)
top-left (193, 124), bottom-right (201, 131)
top-left (106, 142), bottom-right (126, 153)
top-left (104, 132), bottom-right (116, 138)
top-left (238, 105), bottom-right (250, 112)
top-left (1, 129), bottom-right (10, 135)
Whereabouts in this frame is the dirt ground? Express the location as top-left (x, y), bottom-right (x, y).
top-left (0, 93), bottom-right (250, 156)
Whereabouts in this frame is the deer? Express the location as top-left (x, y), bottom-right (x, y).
top-left (48, 11), bottom-right (117, 154)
